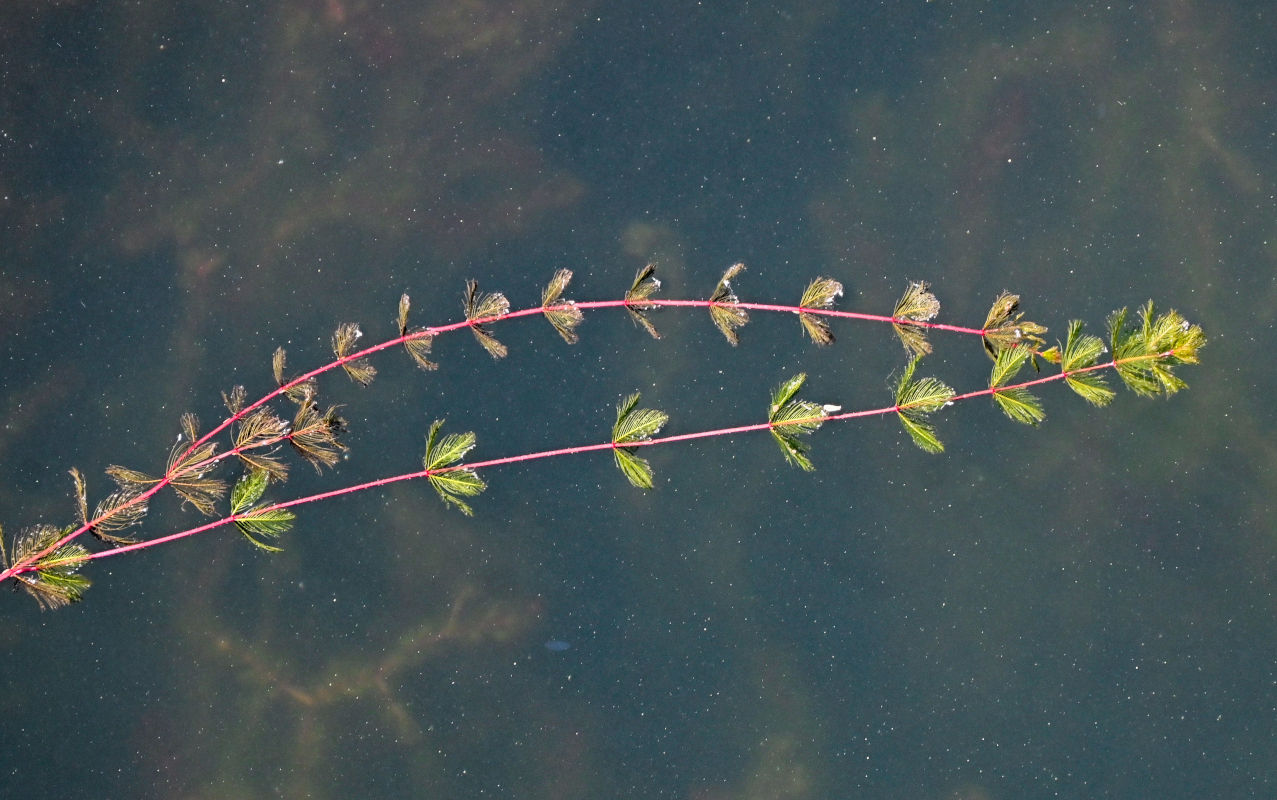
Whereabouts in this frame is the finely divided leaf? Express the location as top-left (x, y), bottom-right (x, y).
top-left (223, 384), bottom-right (247, 414)
top-left (769, 373), bottom-right (807, 417)
top-left (424, 419), bottom-right (487, 515)
top-left (398, 293), bottom-right (439, 370)
top-left (89, 489), bottom-right (147, 543)
top-left (8, 524), bottom-right (90, 609)
top-left (989, 347), bottom-right (1044, 425)
top-left (273, 347), bottom-right (316, 403)
top-left (624, 264), bottom-right (663, 339)
top-left (165, 416), bottom-right (226, 515)
top-left (288, 391), bottom-right (348, 472)
top-left (767, 374), bottom-right (826, 471)
top-left (612, 393), bottom-right (670, 444)
top-left (992, 387), bottom-right (1046, 425)
top-left (1066, 371), bottom-right (1116, 407)
top-left (898, 411), bottom-right (945, 454)
top-left (231, 468), bottom-right (270, 515)
top-left (464, 280), bottom-right (511, 358)
top-left (797, 277), bottom-right (843, 346)
top-left (70, 467), bottom-right (89, 525)
top-left (230, 469), bottom-right (293, 552)
top-left (1061, 320), bottom-right (1115, 406)
top-left (332, 322), bottom-right (377, 386)
top-left (235, 508), bottom-right (295, 552)
top-left (982, 291), bottom-right (1047, 357)
top-left (1108, 303), bottom-right (1205, 397)
top-left (232, 407), bottom-right (290, 482)
top-left (892, 281), bottom-right (940, 356)
top-left (894, 356), bottom-right (955, 453)
top-left (424, 420), bottom-right (477, 469)
top-left (990, 345), bottom-right (1032, 388)
top-left (708, 263), bottom-right (749, 345)
top-left (1061, 319), bottom-right (1107, 370)
top-left (611, 393), bottom-right (669, 489)
top-left (542, 268), bottom-right (584, 344)
top-left (613, 447), bottom-right (656, 490)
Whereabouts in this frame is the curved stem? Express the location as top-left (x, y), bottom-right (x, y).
top-left (1, 293), bottom-right (989, 581)
top-left (13, 351), bottom-right (1174, 578)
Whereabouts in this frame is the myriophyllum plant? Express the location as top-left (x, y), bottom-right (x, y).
top-left (0, 265), bottom-right (1204, 609)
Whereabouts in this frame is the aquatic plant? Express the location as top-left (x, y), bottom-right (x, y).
top-left (0, 265), bottom-right (1204, 609)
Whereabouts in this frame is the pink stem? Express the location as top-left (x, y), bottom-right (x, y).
top-left (19, 353), bottom-right (1162, 576)
top-left (2, 294), bottom-right (987, 580)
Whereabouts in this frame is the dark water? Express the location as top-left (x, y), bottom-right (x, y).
top-left (0, 2), bottom-right (1271, 798)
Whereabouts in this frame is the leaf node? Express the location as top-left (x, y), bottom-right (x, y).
top-left (164, 414), bottom-right (227, 515)
top-left (989, 347), bottom-right (1045, 425)
top-left (423, 419), bottom-right (487, 515)
top-left (894, 356), bottom-right (956, 453)
top-left (398, 293), bottom-right (439, 370)
top-left (332, 322), bottom-right (377, 386)
top-left (542, 268), bottom-right (584, 344)
top-left (611, 393), bottom-right (670, 489)
top-left (288, 388), bottom-right (348, 472)
top-left (892, 281), bottom-right (941, 356)
top-left (464, 280), bottom-right (511, 358)
top-left (230, 468), bottom-right (294, 552)
top-left (709, 263), bottom-right (749, 345)
top-left (1108, 302), bottom-right (1206, 397)
top-left (1060, 319), bottom-right (1115, 407)
top-left (798, 277), bottom-right (843, 346)
top-left (273, 347), bottom-right (317, 403)
top-left (624, 263), bottom-right (663, 339)
top-left (232, 406), bottom-right (290, 482)
top-left (982, 291), bottom-right (1047, 357)
top-left (4, 524), bottom-right (90, 610)
top-left (767, 373), bottom-right (827, 471)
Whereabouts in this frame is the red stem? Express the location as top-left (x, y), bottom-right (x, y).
top-left (12, 353), bottom-right (1163, 577)
top-left (2, 294), bottom-right (984, 581)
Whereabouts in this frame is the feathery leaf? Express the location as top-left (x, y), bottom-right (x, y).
top-left (231, 407), bottom-right (290, 482)
top-left (798, 277), bottom-right (843, 346)
top-left (892, 281), bottom-right (940, 356)
top-left (894, 356), bottom-right (955, 453)
top-left (230, 469), bottom-right (293, 551)
top-left (989, 347), bottom-right (1044, 425)
top-left (542, 268), bottom-right (584, 344)
top-left (982, 291), bottom-right (1047, 357)
top-left (708, 263), bottom-right (749, 345)
top-left (398, 293), bottom-right (439, 370)
top-left (6, 524), bottom-right (90, 610)
top-left (273, 347), bottom-right (316, 403)
top-left (165, 415), bottom-right (226, 515)
top-left (463, 280), bottom-right (510, 358)
top-left (1060, 320), bottom-right (1115, 406)
top-left (423, 419), bottom-right (487, 515)
top-left (993, 387), bottom-right (1046, 426)
top-left (612, 393), bottom-right (669, 444)
top-left (1108, 303), bottom-right (1205, 397)
top-left (611, 393), bottom-right (669, 489)
top-left (288, 389), bottom-right (348, 472)
top-left (767, 373), bottom-right (827, 471)
top-left (235, 508), bottom-right (295, 552)
top-left (332, 322), bottom-right (377, 386)
top-left (624, 263), bottom-right (663, 339)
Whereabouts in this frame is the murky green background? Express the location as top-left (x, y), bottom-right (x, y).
top-left (0, 2), bottom-right (1269, 798)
